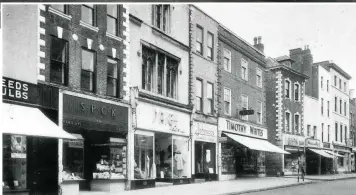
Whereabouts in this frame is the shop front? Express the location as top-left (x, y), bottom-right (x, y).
top-left (2, 77), bottom-right (75, 195)
top-left (132, 101), bottom-right (191, 189)
top-left (332, 143), bottom-right (352, 173)
top-left (192, 121), bottom-right (218, 182)
top-left (59, 91), bottom-right (129, 194)
top-left (218, 118), bottom-right (288, 180)
top-left (283, 134), bottom-right (305, 176)
top-left (304, 139), bottom-right (335, 175)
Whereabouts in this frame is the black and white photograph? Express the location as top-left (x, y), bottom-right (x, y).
top-left (1, 2), bottom-right (356, 195)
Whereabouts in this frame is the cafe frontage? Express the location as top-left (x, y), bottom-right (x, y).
top-left (59, 90), bottom-right (130, 194)
top-left (218, 118), bottom-right (288, 181)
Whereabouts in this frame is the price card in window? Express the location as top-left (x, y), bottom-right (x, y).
top-left (208, 168), bottom-right (214, 174)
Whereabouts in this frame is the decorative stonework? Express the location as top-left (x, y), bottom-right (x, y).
top-left (188, 6), bottom-right (195, 111)
top-left (275, 71), bottom-right (283, 141)
top-left (122, 4), bottom-right (130, 101)
top-left (37, 4), bottom-right (46, 81)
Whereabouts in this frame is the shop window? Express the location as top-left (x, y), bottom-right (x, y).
top-left (81, 4), bottom-right (95, 26)
top-left (195, 142), bottom-right (216, 175)
top-left (3, 135), bottom-right (27, 191)
top-left (224, 87), bottom-right (231, 115)
top-left (107, 58), bottom-right (119, 97)
top-left (50, 36), bottom-right (68, 85)
top-left (207, 32), bottom-right (214, 60)
top-left (196, 79), bottom-right (203, 112)
top-left (284, 152), bottom-right (303, 174)
top-left (81, 49), bottom-right (95, 92)
top-left (196, 25), bottom-right (203, 55)
top-left (141, 45), bottom-right (179, 99)
top-left (338, 156), bottom-right (344, 167)
top-left (107, 5), bottom-right (118, 36)
top-left (285, 80), bottom-right (290, 98)
top-left (221, 142), bottom-right (236, 174)
top-left (62, 135), bottom-right (84, 180)
top-left (241, 58), bottom-right (248, 81)
top-left (153, 5), bottom-right (170, 33)
top-left (256, 68), bottom-right (262, 88)
top-left (207, 82), bottom-right (214, 114)
top-left (223, 48), bottom-right (231, 73)
top-left (50, 4), bottom-right (66, 13)
top-left (172, 137), bottom-right (189, 178)
top-left (134, 134), bottom-right (154, 179)
top-left (241, 95), bottom-right (248, 121)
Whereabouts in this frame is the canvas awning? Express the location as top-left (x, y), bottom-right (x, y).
top-left (2, 103), bottom-right (76, 139)
top-left (224, 133), bottom-right (289, 154)
top-left (324, 150), bottom-right (344, 157)
top-left (308, 148), bottom-right (334, 159)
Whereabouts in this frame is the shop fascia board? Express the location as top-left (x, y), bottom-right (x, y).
top-left (137, 96), bottom-right (192, 114)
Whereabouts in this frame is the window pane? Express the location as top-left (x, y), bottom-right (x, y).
top-left (196, 79), bottom-right (202, 97)
top-left (196, 26), bottom-right (203, 42)
top-left (81, 5), bottom-right (93, 25)
top-left (107, 5), bottom-right (117, 17)
top-left (107, 17), bottom-right (117, 35)
top-left (82, 50), bottom-right (94, 71)
top-left (223, 57), bottom-right (229, 71)
top-left (157, 54), bottom-right (165, 95)
top-left (81, 70), bottom-right (93, 91)
top-left (196, 97), bottom-right (202, 111)
top-left (51, 37), bottom-right (67, 62)
top-left (207, 33), bottom-right (213, 47)
top-left (134, 134), bottom-right (154, 179)
top-left (107, 77), bottom-right (117, 97)
top-left (207, 83), bottom-right (213, 99)
top-left (51, 4), bottom-right (65, 12)
top-left (173, 138), bottom-right (189, 178)
top-left (163, 5), bottom-right (169, 32)
top-left (155, 5), bottom-right (162, 29)
top-left (207, 99), bottom-right (213, 114)
top-left (50, 60), bottom-right (65, 84)
top-left (107, 58), bottom-right (118, 78)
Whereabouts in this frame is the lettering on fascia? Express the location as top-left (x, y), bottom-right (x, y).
top-left (80, 102), bottom-right (116, 117)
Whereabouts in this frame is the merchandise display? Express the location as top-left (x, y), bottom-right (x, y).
top-left (134, 134), bottom-right (154, 179)
top-left (221, 143), bottom-right (236, 174)
top-left (62, 138), bottom-right (84, 181)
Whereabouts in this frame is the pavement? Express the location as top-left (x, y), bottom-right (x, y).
top-left (283, 172), bottom-right (356, 181)
top-left (78, 173), bottom-right (356, 195)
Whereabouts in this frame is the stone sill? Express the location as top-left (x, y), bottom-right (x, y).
top-left (80, 20), bottom-right (99, 33)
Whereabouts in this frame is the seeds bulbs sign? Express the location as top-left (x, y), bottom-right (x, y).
top-left (2, 77), bottom-right (38, 105)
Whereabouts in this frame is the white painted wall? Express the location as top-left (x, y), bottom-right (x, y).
top-left (319, 65), bottom-right (333, 144)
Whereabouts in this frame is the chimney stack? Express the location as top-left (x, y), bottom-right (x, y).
top-left (253, 36), bottom-right (264, 53)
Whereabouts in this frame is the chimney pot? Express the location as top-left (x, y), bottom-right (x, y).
top-left (254, 37), bottom-right (257, 45)
top-left (258, 36), bottom-right (262, 44)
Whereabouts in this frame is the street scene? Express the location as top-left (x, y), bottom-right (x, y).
top-left (2, 3), bottom-right (356, 195)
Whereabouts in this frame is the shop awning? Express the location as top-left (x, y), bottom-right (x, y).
top-left (324, 150), bottom-right (344, 157)
top-left (224, 133), bottom-right (289, 154)
top-left (308, 148), bottom-right (334, 159)
top-left (2, 104), bottom-right (76, 140)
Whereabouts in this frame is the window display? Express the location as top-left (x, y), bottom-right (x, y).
top-left (62, 134), bottom-right (84, 180)
top-left (284, 152), bottom-right (304, 174)
top-left (221, 143), bottom-right (236, 174)
top-left (173, 137), bottom-right (189, 178)
top-left (3, 135), bottom-right (27, 191)
top-left (195, 141), bottom-right (216, 175)
top-left (109, 138), bottom-right (127, 179)
top-left (134, 134), bottom-right (154, 179)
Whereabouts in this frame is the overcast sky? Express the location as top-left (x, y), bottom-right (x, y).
top-left (197, 3), bottom-right (356, 95)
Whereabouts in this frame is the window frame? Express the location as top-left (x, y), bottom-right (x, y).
top-left (285, 111), bottom-right (291, 133)
top-left (50, 4), bottom-right (67, 14)
top-left (321, 123), bottom-right (324, 142)
top-left (327, 100), bottom-right (330, 117)
top-left (107, 5), bottom-right (119, 36)
top-left (334, 75), bottom-right (337, 86)
top-left (327, 80), bottom-right (329, 92)
top-left (335, 122), bottom-right (338, 142)
top-left (294, 82), bottom-right (300, 101)
top-left (224, 87), bottom-right (231, 116)
top-left (328, 125), bottom-right (330, 142)
top-left (257, 101), bottom-right (262, 124)
top-left (241, 58), bottom-right (249, 81)
top-left (241, 95), bottom-right (249, 121)
top-left (223, 48), bottom-right (231, 73)
top-left (81, 48), bottom-right (96, 92)
top-left (81, 4), bottom-right (95, 26)
top-left (256, 68), bottom-right (262, 88)
top-left (49, 35), bottom-right (69, 86)
top-left (321, 98), bottom-right (324, 115)
top-left (106, 57), bottom-right (120, 97)
top-left (207, 31), bottom-right (214, 60)
top-left (196, 78), bottom-right (203, 112)
top-left (153, 4), bottom-right (171, 33)
top-left (294, 113), bottom-right (300, 134)
top-left (285, 79), bottom-right (291, 99)
top-left (335, 96), bottom-right (338, 112)
top-left (344, 82), bottom-right (347, 92)
top-left (196, 25), bottom-right (204, 55)
top-left (339, 78), bottom-right (342, 90)
top-left (340, 99), bottom-right (342, 114)
top-left (207, 82), bottom-right (214, 114)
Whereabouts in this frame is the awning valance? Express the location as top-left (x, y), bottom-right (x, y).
top-left (224, 133), bottom-right (289, 154)
top-left (309, 148), bottom-right (334, 159)
top-left (324, 150), bottom-right (344, 157)
top-left (2, 103), bottom-right (76, 140)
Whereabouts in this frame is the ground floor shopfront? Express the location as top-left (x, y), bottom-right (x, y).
top-left (282, 134), bottom-right (306, 176)
top-left (218, 118), bottom-right (288, 181)
top-left (192, 121), bottom-right (218, 181)
top-left (130, 100), bottom-right (192, 189)
top-left (333, 143), bottom-right (352, 173)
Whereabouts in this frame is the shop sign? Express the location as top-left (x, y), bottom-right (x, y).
top-left (333, 143), bottom-right (351, 152)
top-left (323, 142), bottom-right (331, 149)
top-left (283, 134), bottom-right (305, 147)
top-left (218, 118), bottom-right (267, 139)
top-left (306, 139), bottom-right (320, 148)
top-left (136, 101), bottom-right (190, 136)
top-left (2, 77), bottom-right (38, 105)
top-left (194, 122), bottom-right (217, 143)
top-left (62, 94), bottom-right (128, 132)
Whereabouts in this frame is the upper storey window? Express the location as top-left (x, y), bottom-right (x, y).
top-left (153, 5), bottom-right (171, 33)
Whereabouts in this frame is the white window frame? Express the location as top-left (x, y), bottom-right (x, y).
top-left (294, 112), bottom-right (301, 134)
top-left (256, 68), bottom-right (262, 88)
top-left (257, 101), bottom-right (262, 124)
top-left (285, 78), bottom-right (291, 99)
top-left (241, 58), bottom-right (249, 81)
top-left (223, 48), bottom-right (231, 73)
top-left (285, 110), bottom-right (291, 133)
top-left (224, 87), bottom-right (231, 115)
top-left (241, 95), bottom-right (249, 121)
top-left (294, 82), bottom-right (300, 102)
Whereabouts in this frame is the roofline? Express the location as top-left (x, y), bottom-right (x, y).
top-left (268, 65), bottom-right (310, 79)
top-left (191, 5), bottom-right (220, 25)
top-left (219, 24), bottom-right (265, 57)
top-left (327, 63), bottom-right (352, 80)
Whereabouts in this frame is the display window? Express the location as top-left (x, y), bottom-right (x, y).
top-left (3, 135), bottom-right (27, 191)
top-left (172, 136), bottom-right (189, 178)
top-left (221, 142), bottom-right (236, 174)
top-left (134, 133), bottom-right (154, 179)
top-left (195, 141), bottom-right (216, 175)
top-left (284, 152), bottom-right (304, 174)
top-left (62, 134), bottom-right (84, 180)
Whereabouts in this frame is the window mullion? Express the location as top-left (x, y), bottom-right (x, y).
top-left (154, 53), bottom-right (158, 94)
top-left (163, 56), bottom-right (167, 96)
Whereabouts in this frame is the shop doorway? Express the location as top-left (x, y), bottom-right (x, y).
top-left (194, 141), bottom-right (216, 181)
top-left (28, 137), bottom-right (59, 194)
top-left (306, 150), bottom-right (319, 175)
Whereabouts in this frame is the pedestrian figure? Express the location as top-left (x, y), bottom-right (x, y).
top-left (301, 163), bottom-right (305, 181)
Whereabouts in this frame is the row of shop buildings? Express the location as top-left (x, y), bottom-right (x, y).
top-left (2, 4), bottom-right (355, 195)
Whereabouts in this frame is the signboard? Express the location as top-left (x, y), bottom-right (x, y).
top-left (193, 122), bottom-right (217, 143)
top-left (333, 142), bottom-right (352, 152)
top-left (2, 77), bottom-right (38, 105)
top-left (136, 101), bottom-right (190, 136)
top-left (283, 134), bottom-right (305, 147)
top-left (62, 94), bottom-right (128, 132)
top-left (239, 109), bottom-right (254, 116)
top-left (306, 139), bottom-right (320, 148)
top-left (323, 142), bottom-right (331, 149)
top-left (218, 118), bottom-right (267, 139)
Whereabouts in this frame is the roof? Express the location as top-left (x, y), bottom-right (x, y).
top-left (275, 55), bottom-right (295, 63)
top-left (267, 57), bottom-right (309, 79)
top-left (316, 61), bottom-right (352, 80)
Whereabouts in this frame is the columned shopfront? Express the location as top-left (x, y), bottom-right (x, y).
top-left (59, 91), bottom-right (130, 194)
top-left (332, 143), bottom-right (352, 173)
top-left (218, 118), bottom-right (288, 181)
top-left (131, 100), bottom-right (191, 189)
top-left (192, 121), bottom-right (218, 181)
top-left (2, 77), bottom-right (75, 195)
